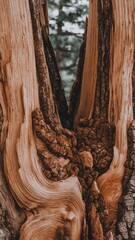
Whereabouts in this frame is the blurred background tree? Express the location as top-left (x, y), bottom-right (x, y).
top-left (48, 0), bottom-right (88, 101)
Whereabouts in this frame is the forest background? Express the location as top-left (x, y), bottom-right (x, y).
top-left (48, 0), bottom-right (88, 101)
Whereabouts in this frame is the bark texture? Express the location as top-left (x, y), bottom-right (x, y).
top-left (0, 0), bottom-right (135, 239)
top-left (72, 0), bottom-right (135, 239)
top-left (115, 121), bottom-right (135, 240)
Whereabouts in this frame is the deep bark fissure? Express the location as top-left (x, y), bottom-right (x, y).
top-left (93, 0), bottom-right (112, 122)
top-left (133, 52), bottom-right (135, 118)
top-left (42, 36), bottom-right (69, 128)
top-left (29, 0), bottom-right (56, 125)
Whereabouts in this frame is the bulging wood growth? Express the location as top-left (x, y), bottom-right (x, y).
top-left (0, 0), bottom-right (135, 239)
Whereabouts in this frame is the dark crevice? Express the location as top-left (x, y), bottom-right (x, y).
top-left (29, 0), bottom-right (62, 134)
top-left (132, 51), bottom-right (135, 118)
top-left (93, 0), bottom-right (113, 123)
top-left (42, 35), bottom-right (70, 128)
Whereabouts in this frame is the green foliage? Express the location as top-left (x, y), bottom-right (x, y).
top-left (48, 0), bottom-right (88, 100)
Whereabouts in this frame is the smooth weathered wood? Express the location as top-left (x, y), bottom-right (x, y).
top-left (74, 0), bottom-right (98, 127)
top-left (0, 0), bottom-right (135, 239)
top-left (98, 0), bottom-right (134, 231)
top-left (73, 0), bottom-right (135, 238)
top-left (0, 0), bottom-right (84, 239)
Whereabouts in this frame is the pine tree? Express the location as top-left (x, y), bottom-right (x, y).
top-left (48, 0), bottom-right (88, 100)
top-left (0, 0), bottom-right (134, 239)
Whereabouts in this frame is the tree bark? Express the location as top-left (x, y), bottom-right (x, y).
top-left (0, 0), bottom-right (134, 240)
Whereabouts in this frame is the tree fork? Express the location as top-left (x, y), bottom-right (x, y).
top-left (0, 0), bottom-right (135, 239)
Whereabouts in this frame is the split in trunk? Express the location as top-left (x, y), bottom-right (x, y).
top-left (0, 0), bottom-right (135, 239)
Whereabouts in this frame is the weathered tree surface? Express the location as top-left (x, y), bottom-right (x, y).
top-left (0, 0), bottom-right (135, 240)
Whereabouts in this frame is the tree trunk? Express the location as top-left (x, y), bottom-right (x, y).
top-left (0, 0), bottom-right (134, 240)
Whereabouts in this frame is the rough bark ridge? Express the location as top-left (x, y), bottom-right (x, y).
top-left (115, 121), bottom-right (135, 240)
top-left (0, 0), bottom-right (135, 239)
top-left (76, 0), bottom-right (115, 174)
top-left (115, 53), bottom-right (135, 240)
